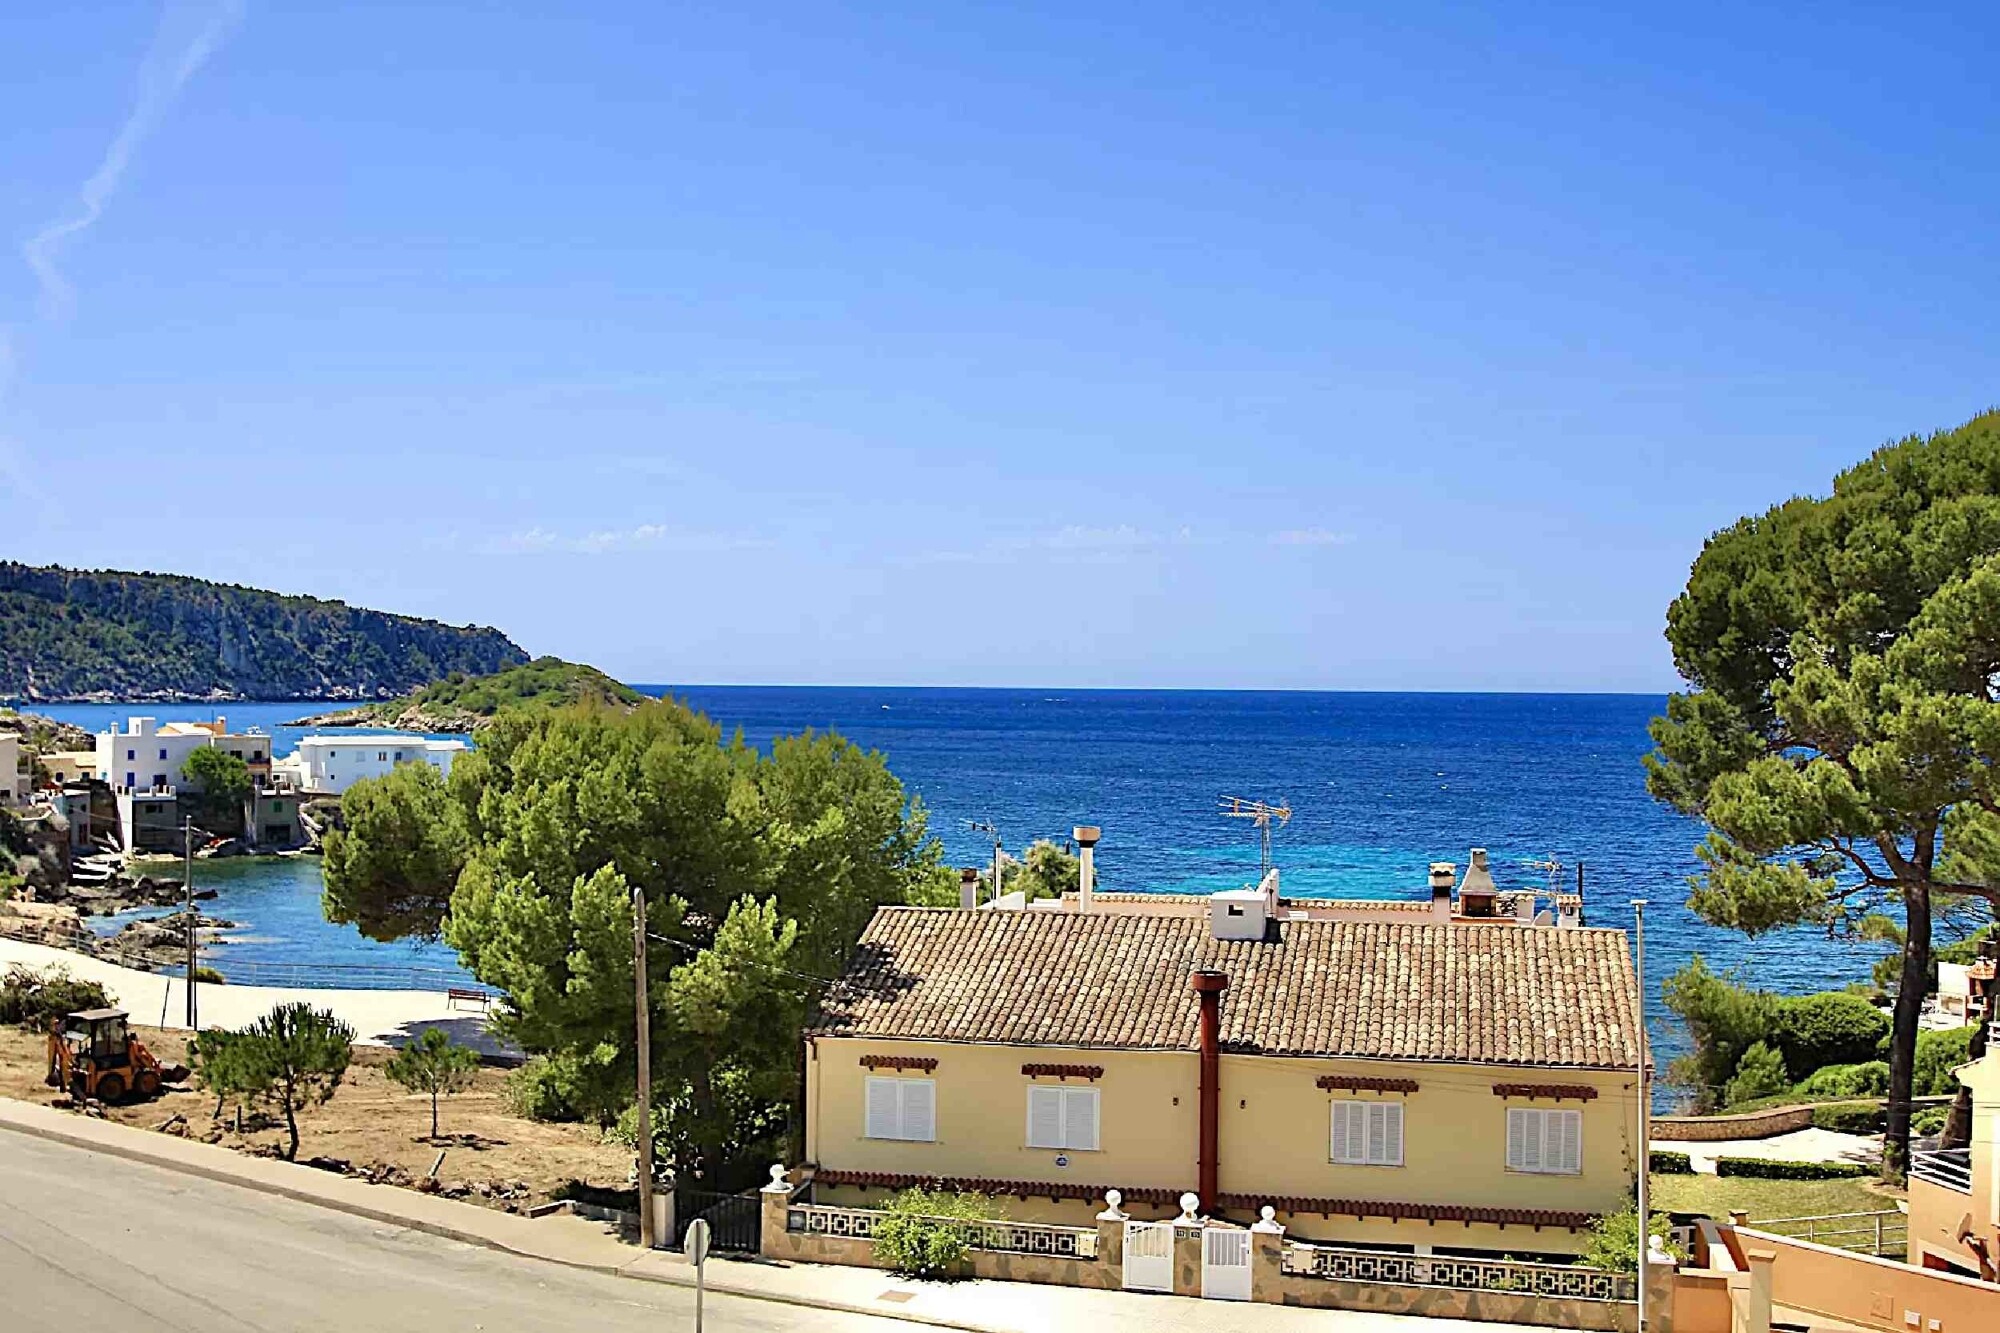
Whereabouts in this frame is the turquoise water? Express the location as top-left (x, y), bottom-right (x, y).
top-left (36, 690), bottom-right (1909, 1084)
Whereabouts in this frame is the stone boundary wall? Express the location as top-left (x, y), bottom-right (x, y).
top-left (1652, 1106), bottom-right (1814, 1141)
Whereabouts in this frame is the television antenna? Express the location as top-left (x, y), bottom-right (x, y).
top-left (1219, 796), bottom-right (1291, 880)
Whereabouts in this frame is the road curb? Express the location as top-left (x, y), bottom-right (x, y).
top-left (0, 1104), bottom-right (1013, 1333)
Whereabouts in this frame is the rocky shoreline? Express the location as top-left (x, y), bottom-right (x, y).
top-left (285, 702), bottom-right (485, 733)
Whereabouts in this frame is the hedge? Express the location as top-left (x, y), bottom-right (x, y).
top-left (1714, 1157), bottom-right (1869, 1180)
top-left (1810, 1102), bottom-right (1885, 1135)
top-left (1649, 1150), bottom-right (1693, 1174)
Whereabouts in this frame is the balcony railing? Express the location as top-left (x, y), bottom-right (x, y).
top-left (786, 1203), bottom-right (1099, 1259)
top-left (1755, 1210), bottom-right (1907, 1257)
top-left (1910, 1147), bottom-right (1973, 1193)
top-left (1281, 1243), bottom-right (1636, 1303)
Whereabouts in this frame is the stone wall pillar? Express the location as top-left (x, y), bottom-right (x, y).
top-left (759, 1163), bottom-right (794, 1256)
top-left (1644, 1256), bottom-right (1679, 1333)
top-left (1173, 1223), bottom-right (1204, 1297)
top-left (1250, 1205), bottom-right (1286, 1304)
top-left (1095, 1191), bottom-right (1127, 1280)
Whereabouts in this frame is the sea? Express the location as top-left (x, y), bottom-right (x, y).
top-left (32, 689), bottom-right (1893, 1090)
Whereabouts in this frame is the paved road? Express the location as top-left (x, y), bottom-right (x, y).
top-left (0, 1133), bottom-right (914, 1333)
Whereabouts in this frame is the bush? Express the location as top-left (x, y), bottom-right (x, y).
top-left (1911, 1106), bottom-right (1949, 1136)
top-left (0, 964), bottom-right (113, 1029)
top-left (1914, 1026), bottom-right (1976, 1096)
top-left (872, 1187), bottom-right (999, 1279)
top-left (1724, 1042), bottom-right (1791, 1108)
top-left (1650, 1150), bottom-right (1693, 1174)
top-left (193, 966), bottom-right (226, 985)
top-left (1582, 1200), bottom-right (1684, 1272)
top-left (1663, 957), bottom-right (1776, 1112)
top-left (385, 1028), bottom-right (481, 1139)
top-left (1794, 1061), bottom-right (1890, 1099)
top-left (1714, 1158), bottom-right (1869, 1180)
top-left (504, 1054), bottom-right (585, 1122)
top-left (1771, 992), bottom-right (1890, 1076)
top-left (1810, 1102), bottom-right (1885, 1135)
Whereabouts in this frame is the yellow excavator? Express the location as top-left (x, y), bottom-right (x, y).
top-left (45, 1008), bottom-right (179, 1104)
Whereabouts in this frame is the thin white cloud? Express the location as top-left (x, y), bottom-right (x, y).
top-left (1270, 527), bottom-right (1355, 547)
top-left (484, 523), bottom-right (768, 556)
top-left (22, 0), bottom-right (244, 321)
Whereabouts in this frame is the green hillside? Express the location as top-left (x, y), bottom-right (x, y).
top-left (0, 563), bottom-right (527, 702)
top-left (295, 657), bottom-right (644, 731)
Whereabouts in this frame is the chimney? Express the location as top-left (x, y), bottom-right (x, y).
top-left (1458, 847), bottom-right (1497, 918)
top-left (959, 867), bottom-right (980, 910)
top-left (1073, 825), bottom-right (1101, 912)
top-left (1190, 970), bottom-right (1229, 1214)
top-left (1429, 862), bottom-right (1455, 921)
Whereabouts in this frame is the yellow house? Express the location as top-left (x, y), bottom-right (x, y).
top-left (804, 902), bottom-right (1643, 1259)
top-left (1907, 1041), bottom-right (2000, 1281)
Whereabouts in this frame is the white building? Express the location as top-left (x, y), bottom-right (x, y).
top-left (273, 734), bottom-right (467, 796)
top-left (93, 716), bottom-right (273, 794)
top-left (0, 733), bottom-right (24, 804)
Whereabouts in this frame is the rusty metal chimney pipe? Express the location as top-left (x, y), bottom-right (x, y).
top-left (1191, 970), bottom-right (1229, 1213)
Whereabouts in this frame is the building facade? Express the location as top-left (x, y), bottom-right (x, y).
top-left (805, 896), bottom-right (1643, 1258)
top-left (92, 716), bottom-right (273, 794)
top-left (273, 734), bottom-right (467, 796)
top-left (0, 733), bottom-right (23, 804)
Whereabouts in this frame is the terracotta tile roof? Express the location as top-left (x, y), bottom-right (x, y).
top-left (815, 909), bottom-right (1640, 1069)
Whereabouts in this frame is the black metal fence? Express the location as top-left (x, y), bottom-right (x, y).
top-left (674, 1185), bottom-right (761, 1252)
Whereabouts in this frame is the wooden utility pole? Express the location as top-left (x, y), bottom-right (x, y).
top-left (1632, 899), bottom-right (1650, 1331)
top-left (632, 882), bottom-right (656, 1250)
top-left (184, 818), bottom-right (198, 1029)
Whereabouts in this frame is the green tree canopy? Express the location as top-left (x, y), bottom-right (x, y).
top-left (233, 1002), bottom-right (355, 1160)
top-left (385, 1027), bottom-right (481, 1139)
top-left (1647, 410), bottom-right (2000, 1172)
top-left (427, 699), bottom-right (951, 1178)
top-left (181, 747), bottom-right (251, 835)
top-left (322, 761), bottom-right (471, 941)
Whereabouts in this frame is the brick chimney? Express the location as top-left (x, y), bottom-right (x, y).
top-left (1429, 862), bottom-right (1455, 922)
top-left (959, 867), bottom-right (980, 909)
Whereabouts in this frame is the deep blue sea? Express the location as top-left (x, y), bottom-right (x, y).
top-left (35, 690), bottom-right (1895, 1087)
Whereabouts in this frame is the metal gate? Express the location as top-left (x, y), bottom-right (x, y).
top-left (1123, 1220), bottom-right (1174, 1292)
top-left (1201, 1227), bottom-right (1251, 1301)
top-left (673, 1185), bottom-right (760, 1253)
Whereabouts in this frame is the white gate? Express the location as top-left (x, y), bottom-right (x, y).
top-left (1201, 1227), bottom-right (1252, 1301)
top-left (1123, 1221), bottom-right (1174, 1292)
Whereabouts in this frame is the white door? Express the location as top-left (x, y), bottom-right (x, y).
top-left (1201, 1227), bottom-right (1252, 1301)
top-left (1123, 1221), bottom-right (1174, 1293)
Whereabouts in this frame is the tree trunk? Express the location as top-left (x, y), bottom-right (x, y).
top-left (1885, 884), bottom-right (1932, 1181)
top-left (431, 1089), bottom-right (440, 1140)
top-left (283, 1097), bottom-right (300, 1161)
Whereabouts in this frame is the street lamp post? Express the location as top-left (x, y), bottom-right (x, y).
top-left (1632, 898), bottom-right (1650, 1330)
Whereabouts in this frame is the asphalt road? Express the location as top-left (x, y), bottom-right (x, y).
top-left (0, 1132), bottom-right (917, 1333)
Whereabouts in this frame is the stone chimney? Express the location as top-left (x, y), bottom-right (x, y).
top-left (1458, 848), bottom-right (1498, 918)
top-left (1073, 825), bottom-right (1101, 912)
top-left (959, 867), bottom-right (980, 910)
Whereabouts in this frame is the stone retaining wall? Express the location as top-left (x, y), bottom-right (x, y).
top-left (1652, 1106), bottom-right (1814, 1141)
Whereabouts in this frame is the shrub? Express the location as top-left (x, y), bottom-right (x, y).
top-left (1649, 1150), bottom-right (1693, 1174)
top-left (504, 1054), bottom-right (586, 1122)
top-left (1911, 1106), bottom-right (1949, 1136)
top-left (1663, 957), bottom-right (1775, 1112)
top-left (1913, 1026), bottom-right (1976, 1097)
top-left (1794, 1061), bottom-right (1890, 1099)
top-left (190, 1027), bottom-right (266, 1121)
top-left (192, 966), bottom-right (226, 985)
top-left (1714, 1158), bottom-right (1868, 1180)
top-left (0, 964), bottom-right (113, 1029)
top-left (1810, 1102), bottom-right (1885, 1135)
top-left (1724, 1042), bottom-right (1790, 1108)
top-left (872, 1187), bottom-right (1000, 1279)
top-left (1770, 992), bottom-right (1890, 1076)
top-left (1582, 1200), bottom-right (1684, 1272)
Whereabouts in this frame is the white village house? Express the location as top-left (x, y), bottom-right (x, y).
top-left (272, 734), bottom-right (467, 796)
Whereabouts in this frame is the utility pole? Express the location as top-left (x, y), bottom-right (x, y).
top-left (632, 882), bottom-right (656, 1250)
top-left (184, 817), bottom-right (198, 1029)
top-left (1632, 899), bottom-right (1650, 1330)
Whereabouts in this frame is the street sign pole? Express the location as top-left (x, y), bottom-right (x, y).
top-left (685, 1217), bottom-right (711, 1333)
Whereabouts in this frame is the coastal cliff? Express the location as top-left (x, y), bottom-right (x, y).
top-left (0, 562), bottom-right (527, 702)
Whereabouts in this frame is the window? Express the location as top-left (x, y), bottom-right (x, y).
top-left (1026, 1084), bottom-right (1099, 1150)
top-left (159, 748), bottom-right (168, 760)
top-left (1506, 1108), bottom-right (1582, 1175)
top-left (378, 751), bottom-right (388, 762)
top-left (127, 749), bottom-right (136, 761)
top-left (864, 1076), bottom-right (935, 1142)
top-left (125, 772), bottom-right (135, 788)
top-left (1330, 1100), bottom-right (1403, 1165)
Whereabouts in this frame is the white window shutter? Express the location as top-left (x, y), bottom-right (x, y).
top-left (902, 1079), bottom-right (936, 1143)
top-left (1557, 1109), bottom-right (1581, 1173)
top-left (866, 1077), bottom-right (899, 1139)
top-left (1064, 1088), bottom-right (1099, 1151)
top-left (1027, 1086), bottom-right (1063, 1148)
top-left (1365, 1103), bottom-right (1388, 1163)
top-left (1329, 1102), bottom-right (1348, 1161)
top-left (1381, 1102), bottom-right (1404, 1165)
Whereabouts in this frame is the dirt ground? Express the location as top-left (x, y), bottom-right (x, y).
top-left (0, 1022), bottom-right (631, 1212)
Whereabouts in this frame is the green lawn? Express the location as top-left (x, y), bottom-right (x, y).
top-left (1649, 1172), bottom-right (1897, 1224)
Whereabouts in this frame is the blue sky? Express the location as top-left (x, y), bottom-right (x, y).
top-left (4, 2), bottom-right (1996, 691)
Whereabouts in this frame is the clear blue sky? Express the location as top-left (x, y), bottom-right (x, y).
top-left (4, 2), bottom-right (1996, 691)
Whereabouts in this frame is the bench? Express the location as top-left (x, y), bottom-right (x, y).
top-left (446, 987), bottom-right (492, 1011)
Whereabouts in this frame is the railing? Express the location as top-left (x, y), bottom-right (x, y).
top-left (1910, 1147), bottom-right (1974, 1194)
top-left (1281, 1243), bottom-right (1636, 1303)
top-left (786, 1203), bottom-right (1099, 1259)
top-left (94, 950), bottom-right (476, 994)
top-left (1755, 1210), bottom-right (1907, 1257)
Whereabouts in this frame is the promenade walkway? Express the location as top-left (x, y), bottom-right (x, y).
top-left (0, 936), bottom-right (513, 1057)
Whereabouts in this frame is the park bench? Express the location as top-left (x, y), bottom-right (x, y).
top-left (445, 987), bottom-right (492, 1011)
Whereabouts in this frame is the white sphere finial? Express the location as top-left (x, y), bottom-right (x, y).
top-left (1105, 1189), bottom-right (1121, 1208)
top-left (1260, 1205), bottom-right (1276, 1223)
top-left (1178, 1191), bottom-right (1200, 1222)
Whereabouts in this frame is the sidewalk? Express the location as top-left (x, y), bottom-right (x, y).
top-left (0, 1095), bottom-right (1520, 1332)
top-left (0, 936), bottom-right (514, 1057)
top-left (1652, 1127), bottom-right (1880, 1175)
